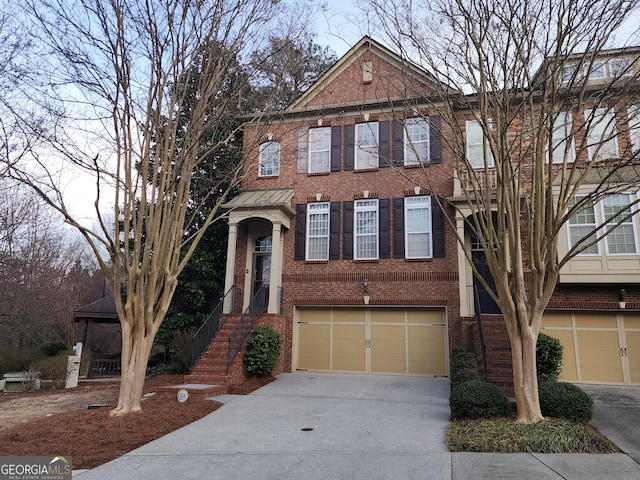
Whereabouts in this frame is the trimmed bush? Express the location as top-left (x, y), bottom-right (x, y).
top-left (33, 350), bottom-right (73, 386)
top-left (539, 381), bottom-right (593, 423)
top-left (244, 325), bottom-right (281, 377)
top-left (449, 346), bottom-right (480, 385)
top-left (450, 380), bottom-right (511, 419)
top-left (536, 333), bottom-right (563, 382)
top-left (40, 342), bottom-right (69, 358)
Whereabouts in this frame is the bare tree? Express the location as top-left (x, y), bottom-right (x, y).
top-left (367, 0), bottom-right (640, 422)
top-left (6, 0), bottom-right (286, 414)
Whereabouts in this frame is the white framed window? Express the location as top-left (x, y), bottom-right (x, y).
top-left (585, 108), bottom-right (619, 161)
top-left (466, 120), bottom-right (494, 169)
top-left (308, 127), bottom-right (331, 173)
top-left (355, 122), bottom-right (379, 170)
top-left (550, 111), bottom-right (575, 164)
top-left (568, 196), bottom-right (600, 255)
top-left (306, 202), bottom-right (330, 261)
top-left (628, 105), bottom-right (640, 153)
top-left (561, 64), bottom-right (578, 83)
top-left (586, 61), bottom-right (606, 80)
top-left (405, 196), bottom-right (432, 258)
top-left (404, 118), bottom-right (430, 165)
top-left (609, 58), bottom-right (632, 78)
top-left (259, 141), bottom-right (280, 176)
top-left (354, 199), bottom-right (378, 260)
top-left (602, 194), bottom-right (638, 255)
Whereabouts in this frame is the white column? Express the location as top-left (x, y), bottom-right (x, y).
top-left (456, 214), bottom-right (470, 317)
top-left (267, 222), bottom-right (282, 314)
top-left (223, 222), bottom-right (238, 314)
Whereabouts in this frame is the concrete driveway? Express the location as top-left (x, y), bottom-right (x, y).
top-left (75, 373), bottom-right (452, 480)
top-left (580, 384), bottom-right (640, 464)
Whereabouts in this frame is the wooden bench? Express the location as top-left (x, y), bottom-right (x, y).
top-left (1, 372), bottom-right (42, 393)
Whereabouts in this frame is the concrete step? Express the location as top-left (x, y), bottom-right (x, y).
top-left (185, 374), bottom-right (229, 384)
top-left (156, 383), bottom-right (228, 399)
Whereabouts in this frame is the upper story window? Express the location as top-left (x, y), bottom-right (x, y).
top-left (404, 118), bottom-right (430, 165)
top-left (308, 127), bottom-right (331, 173)
top-left (550, 111), bottom-right (575, 164)
top-left (585, 108), bottom-right (619, 161)
top-left (586, 60), bottom-right (606, 80)
top-left (628, 105), bottom-right (640, 153)
top-left (561, 64), bottom-right (579, 83)
top-left (259, 141), bottom-right (280, 176)
top-left (405, 196), bottom-right (432, 258)
top-left (306, 202), bottom-right (330, 261)
top-left (568, 196), bottom-right (599, 255)
top-left (355, 122), bottom-right (379, 170)
top-left (609, 57), bottom-right (632, 77)
top-left (354, 199), bottom-right (378, 260)
top-left (562, 57), bottom-right (633, 84)
top-left (466, 120), bottom-right (494, 169)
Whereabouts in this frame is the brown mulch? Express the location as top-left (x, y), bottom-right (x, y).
top-left (0, 374), bottom-right (273, 470)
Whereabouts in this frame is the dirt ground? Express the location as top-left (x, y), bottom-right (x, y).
top-left (0, 375), bottom-right (272, 470)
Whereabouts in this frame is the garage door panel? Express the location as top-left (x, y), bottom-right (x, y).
top-left (577, 331), bottom-right (624, 383)
top-left (408, 325), bottom-right (446, 375)
top-left (626, 331), bottom-right (640, 384)
top-left (333, 324), bottom-right (366, 372)
top-left (542, 329), bottom-right (578, 381)
top-left (333, 308), bottom-right (365, 323)
top-left (574, 313), bottom-right (617, 329)
top-left (297, 324), bottom-right (330, 370)
top-left (370, 309), bottom-right (404, 323)
top-left (371, 325), bottom-right (406, 373)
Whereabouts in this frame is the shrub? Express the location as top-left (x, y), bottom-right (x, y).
top-left (450, 380), bottom-right (511, 419)
top-left (244, 325), bottom-right (281, 377)
top-left (40, 341), bottom-right (69, 358)
top-left (449, 346), bottom-right (480, 385)
top-left (536, 333), bottom-right (563, 382)
top-left (538, 381), bottom-right (593, 423)
top-left (0, 347), bottom-right (41, 375)
top-left (33, 350), bottom-right (73, 386)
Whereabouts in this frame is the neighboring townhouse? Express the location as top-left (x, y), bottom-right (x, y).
top-left (216, 37), bottom-right (640, 390)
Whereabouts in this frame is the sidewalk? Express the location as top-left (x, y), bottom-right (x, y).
top-left (73, 373), bottom-right (640, 479)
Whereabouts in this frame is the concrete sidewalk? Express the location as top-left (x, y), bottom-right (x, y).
top-left (73, 373), bottom-right (640, 479)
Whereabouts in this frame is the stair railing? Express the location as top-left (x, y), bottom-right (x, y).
top-left (226, 284), bottom-right (268, 374)
top-left (191, 285), bottom-right (238, 368)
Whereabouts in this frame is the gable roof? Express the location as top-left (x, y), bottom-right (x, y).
top-left (287, 36), bottom-right (447, 112)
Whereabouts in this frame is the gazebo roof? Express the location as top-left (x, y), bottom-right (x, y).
top-left (74, 283), bottom-right (119, 322)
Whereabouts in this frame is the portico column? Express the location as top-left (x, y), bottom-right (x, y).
top-left (456, 214), bottom-right (470, 317)
top-left (267, 222), bottom-right (282, 314)
top-left (223, 222), bottom-right (238, 314)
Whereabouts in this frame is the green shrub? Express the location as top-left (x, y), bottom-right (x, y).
top-left (0, 347), bottom-right (41, 375)
top-left (33, 350), bottom-right (73, 386)
top-left (40, 342), bottom-right (69, 358)
top-left (450, 346), bottom-right (480, 385)
top-left (450, 380), bottom-right (511, 419)
top-left (536, 333), bottom-right (563, 382)
top-left (538, 381), bottom-right (593, 423)
top-left (244, 325), bottom-right (281, 377)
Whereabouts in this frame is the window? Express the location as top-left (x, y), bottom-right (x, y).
top-left (306, 202), bottom-right (330, 260)
top-left (585, 108), bottom-right (619, 161)
top-left (568, 196), bottom-right (599, 255)
top-left (404, 118), bottom-right (430, 165)
top-left (609, 58), bottom-right (632, 78)
top-left (602, 194), bottom-right (637, 254)
top-left (354, 199), bottom-right (378, 259)
top-left (355, 122), bottom-right (379, 170)
top-left (362, 61), bottom-right (373, 83)
top-left (308, 127), bottom-right (331, 173)
top-left (628, 106), bottom-right (640, 153)
top-left (259, 141), bottom-right (280, 176)
top-left (550, 111), bottom-right (575, 164)
top-left (561, 64), bottom-right (578, 83)
top-left (466, 120), bottom-right (494, 168)
top-left (586, 61), bottom-right (606, 80)
top-left (405, 196), bottom-right (432, 258)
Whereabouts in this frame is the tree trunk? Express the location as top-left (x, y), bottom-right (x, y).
top-left (510, 327), bottom-right (544, 423)
top-left (110, 319), bottom-right (157, 416)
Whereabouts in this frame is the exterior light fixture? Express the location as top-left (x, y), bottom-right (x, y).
top-left (363, 278), bottom-right (368, 293)
top-left (619, 289), bottom-right (626, 309)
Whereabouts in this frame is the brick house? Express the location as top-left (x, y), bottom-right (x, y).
top-left (211, 36), bottom-right (640, 390)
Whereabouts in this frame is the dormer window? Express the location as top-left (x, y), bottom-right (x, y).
top-left (586, 61), bottom-right (606, 80)
top-left (609, 58), bottom-right (632, 77)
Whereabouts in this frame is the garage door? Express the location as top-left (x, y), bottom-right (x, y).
top-left (296, 307), bottom-right (447, 376)
top-left (541, 312), bottom-right (640, 385)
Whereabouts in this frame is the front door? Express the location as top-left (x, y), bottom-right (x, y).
top-left (471, 234), bottom-right (500, 314)
top-left (252, 236), bottom-right (272, 310)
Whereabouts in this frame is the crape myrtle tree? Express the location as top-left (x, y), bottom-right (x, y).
top-left (368, 0), bottom-right (640, 422)
top-left (7, 0), bottom-right (287, 415)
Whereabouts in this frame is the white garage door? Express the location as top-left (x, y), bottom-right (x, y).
top-left (541, 312), bottom-right (640, 385)
top-left (296, 307), bottom-right (448, 376)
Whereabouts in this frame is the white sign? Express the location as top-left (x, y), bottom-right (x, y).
top-left (177, 389), bottom-right (189, 403)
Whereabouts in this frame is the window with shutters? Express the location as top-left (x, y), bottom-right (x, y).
top-left (404, 118), bottom-right (430, 165)
top-left (308, 127), bottom-right (331, 173)
top-left (306, 202), bottom-right (330, 260)
top-left (355, 199), bottom-right (378, 260)
top-left (405, 196), bottom-right (432, 258)
top-left (355, 122), bottom-right (379, 170)
top-left (259, 141), bottom-right (280, 176)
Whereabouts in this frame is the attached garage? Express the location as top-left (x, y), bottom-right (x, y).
top-left (295, 307), bottom-right (448, 376)
top-left (541, 312), bottom-right (640, 385)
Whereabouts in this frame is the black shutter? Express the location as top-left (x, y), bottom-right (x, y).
top-left (432, 198), bottom-right (445, 258)
top-left (379, 121), bottom-right (390, 168)
top-left (329, 201), bottom-right (340, 260)
top-left (429, 116), bottom-right (442, 164)
top-left (392, 120), bottom-right (404, 167)
top-left (294, 204), bottom-right (306, 261)
top-left (344, 124), bottom-right (355, 171)
top-left (342, 201), bottom-right (354, 259)
top-left (331, 125), bottom-right (342, 172)
top-left (379, 198), bottom-right (390, 258)
top-left (393, 197), bottom-right (405, 258)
